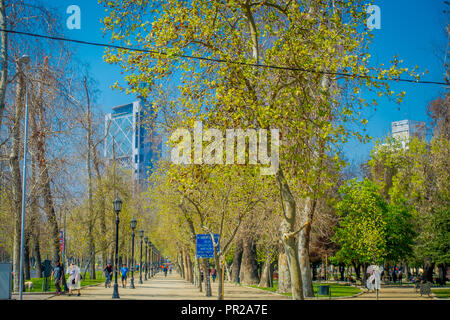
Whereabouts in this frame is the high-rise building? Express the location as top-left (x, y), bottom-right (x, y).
top-left (104, 99), bottom-right (161, 186)
top-left (390, 119), bottom-right (426, 149)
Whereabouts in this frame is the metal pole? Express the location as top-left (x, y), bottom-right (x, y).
top-left (144, 241), bottom-right (148, 281)
top-left (62, 210), bottom-right (68, 292)
top-left (139, 236), bottom-right (143, 284)
top-left (112, 211), bottom-right (120, 299)
top-left (206, 259), bottom-right (211, 297)
top-left (150, 245), bottom-right (153, 277)
top-left (19, 63), bottom-right (29, 300)
top-left (130, 230), bottom-right (135, 289)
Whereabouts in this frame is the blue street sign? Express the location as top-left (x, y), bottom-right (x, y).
top-left (196, 234), bottom-right (220, 258)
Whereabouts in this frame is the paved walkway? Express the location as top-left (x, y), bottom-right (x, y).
top-left (345, 285), bottom-right (434, 300)
top-left (47, 272), bottom-right (290, 300)
top-left (12, 274), bottom-right (436, 300)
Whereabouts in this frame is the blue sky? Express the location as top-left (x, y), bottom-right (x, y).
top-left (48, 0), bottom-right (447, 165)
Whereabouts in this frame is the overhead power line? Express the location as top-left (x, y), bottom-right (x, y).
top-left (2, 28), bottom-right (448, 86)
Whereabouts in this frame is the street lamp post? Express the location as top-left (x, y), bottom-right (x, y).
top-left (18, 55), bottom-right (30, 301)
top-left (144, 236), bottom-right (148, 281)
top-left (148, 240), bottom-right (153, 279)
top-left (138, 229), bottom-right (143, 284)
top-left (112, 197), bottom-right (122, 299)
top-left (149, 243), bottom-right (153, 277)
top-left (130, 218), bottom-right (137, 289)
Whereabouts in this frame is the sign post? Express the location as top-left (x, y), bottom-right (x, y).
top-left (196, 234), bottom-right (219, 297)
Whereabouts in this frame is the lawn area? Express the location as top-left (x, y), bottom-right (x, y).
top-left (432, 288), bottom-right (450, 299)
top-left (248, 280), bottom-right (362, 298)
top-left (22, 271), bottom-right (105, 293)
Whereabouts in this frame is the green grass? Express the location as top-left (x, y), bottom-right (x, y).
top-left (432, 288), bottom-right (450, 299)
top-left (22, 271), bottom-right (105, 293)
top-left (248, 280), bottom-right (362, 298)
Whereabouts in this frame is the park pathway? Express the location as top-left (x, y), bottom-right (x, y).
top-left (343, 285), bottom-right (433, 300)
top-left (48, 272), bottom-right (290, 300)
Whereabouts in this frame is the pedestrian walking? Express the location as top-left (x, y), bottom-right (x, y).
top-left (50, 261), bottom-right (64, 296)
top-left (164, 266), bottom-right (168, 277)
top-left (398, 270), bottom-right (403, 284)
top-left (392, 268), bottom-right (397, 283)
top-left (120, 263), bottom-right (129, 288)
top-left (211, 268), bottom-right (217, 283)
top-left (68, 263), bottom-right (81, 296)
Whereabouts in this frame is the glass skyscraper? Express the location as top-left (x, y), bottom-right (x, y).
top-left (104, 99), bottom-right (161, 186)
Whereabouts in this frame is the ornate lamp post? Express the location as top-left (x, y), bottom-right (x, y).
top-left (144, 236), bottom-right (148, 281)
top-left (129, 218), bottom-right (137, 289)
top-left (112, 197), bottom-right (122, 299)
top-left (138, 229), bottom-right (144, 284)
top-left (149, 242), bottom-right (153, 277)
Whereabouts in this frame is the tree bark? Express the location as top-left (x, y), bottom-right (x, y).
top-left (34, 57), bottom-right (59, 263)
top-left (0, 0), bottom-right (7, 130)
top-left (84, 77), bottom-right (96, 280)
top-left (298, 197), bottom-right (316, 297)
top-left (239, 235), bottom-right (259, 285)
top-left (437, 264), bottom-right (447, 286)
top-left (29, 151), bottom-right (42, 278)
top-left (277, 250), bottom-right (291, 293)
top-left (276, 168), bottom-right (303, 299)
top-left (23, 232), bottom-right (31, 280)
top-left (10, 58), bottom-right (26, 292)
top-left (353, 261), bottom-right (361, 280)
top-left (423, 260), bottom-right (435, 283)
top-left (231, 236), bottom-right (243, 283)
top-left (214, 248), bottom-right (223, 300)
top-left (258, 253), bottom-right (273, 288)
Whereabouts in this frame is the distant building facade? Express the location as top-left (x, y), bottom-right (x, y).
top-left (391, 119), bottom-right (426, 149)
top-left (104, 99), bottom-right (161, 186)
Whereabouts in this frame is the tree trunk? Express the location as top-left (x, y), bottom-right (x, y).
top-left (353, 262), bottom-right (361, 280)
top-left (33, 238), bottom-right (42, 278)
top-left (178, 251), bottom-right (185, 279)
top-left (0, 0), bottom-right (7, 131)
top-left (437, 264), bottom-right (446, 286)
top-left (276, 168), bottom-right (303, 299)
top-left (423, 260), bottom-right (435, 283)
top-left (29, 151), bottom-right (42, 278)
top-left (23, 232), bottom-right (31, 280)
top-left (214, 249), bottom-right (223, 300)
top-left (196, 258), bottom-right (202, 292)
top-left (231, 236), bottom-right (243, 283)
top-left (362, 263), bottom-right (369, 284)
top-left (298, 206), bottom-right (314, 296)
top-left (10, 58), bottom-right (26, 292)
top-left (239, 235), bottom-right (259, 285)
top-left (339, 263), bottom-right (345, 281)
top-left (277, 250), bottom-right (291, 293)
top-left (258, 255), bottom-right (273, 288)
top-left (83, 77), bottom-right (96, 280)
top-left (187, 253), bottom-right (193, 283)
top-left (34, 57), bottom-right (59, 263)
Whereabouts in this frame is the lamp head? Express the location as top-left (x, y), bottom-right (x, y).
top-left (113, 197), bottom-right (122, 213)
top-left (144, 236), bottom-right (148, 244)
top-left (130, 218), bottom-right (137, 230)
top-left (139, 229), bottom-right (144, 238)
